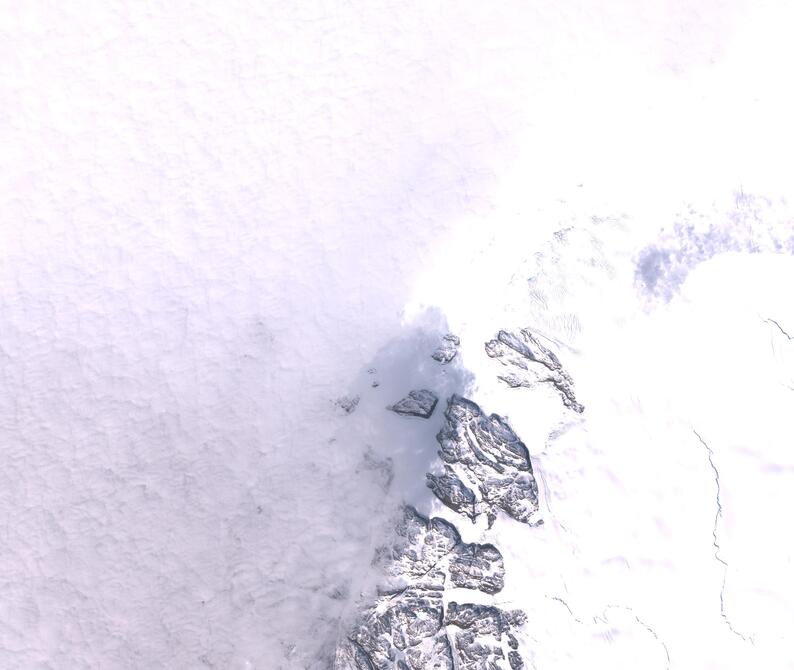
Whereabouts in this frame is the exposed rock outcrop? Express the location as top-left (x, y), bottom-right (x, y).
top-left (446, 602), bottom-right (527, 670)
top-left (485, 328), bottom-right (584, 413)
top-left (426, 467), bottom-right (478, 522)
top-left (431, 333), bottom-right (460, 364)
top-left (432, 395), bottom-right (542, 527)
top-left (334, 506), bottom-right (519, 670)
top-left (335, 394), bottom-right (361, 414)
top-left (448, 542), bottom-right (505, 595)
top-left (336, 363), bottom-right (542, 668)
top-left (374, 506), bottom-right (505, 595)
top-left (388, 389), bottom-right (439, 419)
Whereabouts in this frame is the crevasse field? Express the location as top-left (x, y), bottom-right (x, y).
top-left (2, 2), bottom-right (793, 669)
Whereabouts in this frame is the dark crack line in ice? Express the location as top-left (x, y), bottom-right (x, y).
top-left (546, 595), bottom-right (583, 624)
top-left (693, 430), bottom-right (752, 643)
top-left (548, 598), bottom-right (670, 668)
top-left (765, 317), bottom-right (794, 340)
top-left (601, 605), bottom-right (670, 669)
top-left (692, 431), bottom-right (726, 565)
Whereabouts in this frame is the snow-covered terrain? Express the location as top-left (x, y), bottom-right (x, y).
top-left (2, 2), bottom-right (794, 669)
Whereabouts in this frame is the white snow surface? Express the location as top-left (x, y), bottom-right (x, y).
top-left (2, 2), bottom-right (794, 668)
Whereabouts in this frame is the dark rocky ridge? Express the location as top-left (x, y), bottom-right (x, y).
top-left (334, 506), bottom-right (523, 669)
top-left (446, 602), bottom-right (528, 670)
top-left (388, 389), bottom-right (439, 419)
top-left (486, 328), bottom-right (584, 413)
top-left (426, 467), bottom-right (478, 522)
top-left (335, 390), bottom-right (538, 669)
top-left (431, 395), bottom-right (542, 527)
top-left (373, 506), bottom-right (505, 600)
top-left (431, 333), bottom-right (460, 364)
